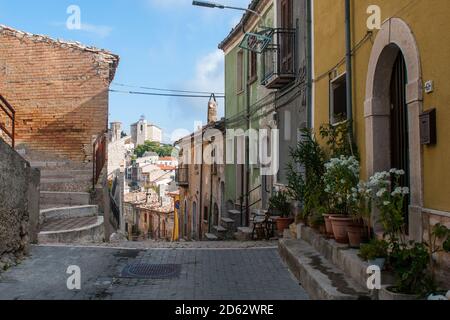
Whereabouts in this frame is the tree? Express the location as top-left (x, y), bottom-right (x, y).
top-left (134, 141), bottom-right (174, 158)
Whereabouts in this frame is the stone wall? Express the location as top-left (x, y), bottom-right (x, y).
top-left (0, 139), bottom-right (40, 270)
top-left (0, 25), bottom-right (119, 163)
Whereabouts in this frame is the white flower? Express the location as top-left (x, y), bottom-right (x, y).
top-left (376, 188), bottom-right (387, 197)
top-left (402, 187), bottom-right (410, 195)
top-left (383, 201), bottom-right (391, 206)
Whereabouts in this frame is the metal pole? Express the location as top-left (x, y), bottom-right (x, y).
top-left (345, 0), bottom-right (353, 131)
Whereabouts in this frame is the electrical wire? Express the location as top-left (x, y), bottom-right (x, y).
top-left (109, 89), bottom-right (225, 99)
top-left (112, 82), bottom-right (225, 96)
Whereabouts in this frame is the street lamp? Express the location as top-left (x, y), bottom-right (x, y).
top-left (192, 1), bottom-right (267, 28)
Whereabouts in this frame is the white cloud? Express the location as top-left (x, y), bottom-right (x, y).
top-left (187, 49), bottom-right (224, 96)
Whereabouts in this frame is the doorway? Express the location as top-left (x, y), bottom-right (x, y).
top-left (390, 52), bottom-right (411, 226)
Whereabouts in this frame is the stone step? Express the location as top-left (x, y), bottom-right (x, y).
top-left (40, 181), bottom-right (92, 193)
top-left (40, 170), bottom-right (92, 178)
top-left (296, 224), bottom-right (395, 291)
top-left (213, 225), bottom-right (227, 233)
top-left (40, 191), bottom-right (91, 209)
top-left (221, 217), bottom-right (235, 224)
top-left (204, 233), bottom-right (219, 241)
top-left (234, 227), bottom-right (253, 241)
top-left (39, 205), bottom-right (98, 225)
top-left (38, 216), bottom-right (104, 244)
top-left (279, 239), bottom-right (371, 300)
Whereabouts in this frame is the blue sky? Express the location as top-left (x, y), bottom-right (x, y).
top-left (0, 0), bottom-right (250, 143)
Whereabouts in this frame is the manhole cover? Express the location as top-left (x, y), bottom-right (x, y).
top-left (121, 264), bottom-right (181, 279)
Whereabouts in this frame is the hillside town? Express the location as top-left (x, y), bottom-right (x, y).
top-left (0, 0), bottom-right (449, 303)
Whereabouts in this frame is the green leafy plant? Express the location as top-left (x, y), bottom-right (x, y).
top-left (320, 120), bottom-right (358, 159)
top-left (323, 156), bottom-right (360, 215)
top-left (359, 239), bottom-right (389, 261)
top-left (367, 170), bottom-right (410, 244)
top-left (289, 128), bottom-right (328, 220)
top-left (268, 191), bottom-right (291, 218)
top-left (135, 141), bottom-right (174, 158)
top-left (390, 241), bottom-right (435, 296)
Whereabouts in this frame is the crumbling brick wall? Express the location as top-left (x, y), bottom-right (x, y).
top-left (0, 25), bottom-right (119, 163)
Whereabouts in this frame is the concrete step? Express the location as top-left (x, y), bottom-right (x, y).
top-left (38, 216), bottom-right (104, 244)
top-left (205, 233), bottom-right (219, 241)
top-left (220, 217), bottom-right (237, 234)
top-left (296, 224), bottom-right (395, 291)
top-left (279, 239), bottom-right (371, 300)
top-left (40, 191), bottom-right (90, 209)
top-left (213, 225), bottom-right (227, 233)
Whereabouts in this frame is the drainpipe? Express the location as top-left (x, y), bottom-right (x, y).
top-left (345, 0), bottom-right (353, 130)
top-left (245, 56), bottom-right (251, 227)
top-left (199, 134), bottom-right (204, 240)
top-left (306, 0), bottom-right (313, 129)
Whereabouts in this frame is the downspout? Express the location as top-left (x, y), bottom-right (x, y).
top-left (245, 55), bottom-right (251, 227)
top-left (199, 135), bottom-right (204, 240)
top-left (306, 0), bottom-right (313, 129)
top-left (345, 0), bottom-right (353, 130)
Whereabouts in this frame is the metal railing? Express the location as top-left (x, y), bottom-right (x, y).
top-left (0, 95), bottom-right (15, 148)
top-left (175, 166), bottom-right (189, 186)
top-left (93, 134), bottom-right (107, 188)
top-left (261, 28), bottom-right (296, 87)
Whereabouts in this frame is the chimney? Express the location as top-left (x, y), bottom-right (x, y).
top-left (208, 94), bottom-right (218, 124)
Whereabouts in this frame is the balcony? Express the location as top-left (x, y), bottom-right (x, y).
top-left (261, 28), bottom-right (296, 89)
top-left (175, 166), bottom-right (189, 187)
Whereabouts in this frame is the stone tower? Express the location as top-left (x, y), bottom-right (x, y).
top-left (208, 95), bottom-right (218, 124)
top-left (110, 122), bottom-right (122, 142)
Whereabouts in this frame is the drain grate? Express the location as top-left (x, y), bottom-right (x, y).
top-left (121, 263), bottom-right (181, 279)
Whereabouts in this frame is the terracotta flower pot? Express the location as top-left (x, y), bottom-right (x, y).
top-left (330, 216), bottom-right (353, 244)
top-left (378, 286), bottom-right (420, 301)
top-left (276, 217), bottom-right (294, 234)
top-left (347, 223), bottom-right (365, 248)
top-left (323, 214), bottom-right (338, 238)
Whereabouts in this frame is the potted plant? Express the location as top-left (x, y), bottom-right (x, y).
top-left (379, 241), bottom-right (435, 300)
top-left (359, 239), bottom-right (389, 269)
top-left (323, 156), bottom-right (360, 244)
top-left (348, 181), bottom-right (373, 247)
top-left (269, 190), bottom-right (294, 234)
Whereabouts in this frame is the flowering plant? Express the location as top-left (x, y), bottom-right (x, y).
top-left (323, 156), bottom-right (360, 215)
top-left (367, 169), bottom-right (410, 242)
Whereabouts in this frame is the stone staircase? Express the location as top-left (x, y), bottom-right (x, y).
top-left (30, 160), bottom-right (93, 193)
top-left (25, 159), bottom-right (105, 244)
top-left (278, 224), bottom-right (394, 300)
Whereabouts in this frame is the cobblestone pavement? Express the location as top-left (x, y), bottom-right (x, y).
top-left (0, 245), bottom-right (308, 300)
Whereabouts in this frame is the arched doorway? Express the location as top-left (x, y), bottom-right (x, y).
top-left (365, 18), bottom-right (423, 241)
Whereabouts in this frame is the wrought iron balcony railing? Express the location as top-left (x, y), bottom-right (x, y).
top-left (261, 28), bottom-right (296, 89)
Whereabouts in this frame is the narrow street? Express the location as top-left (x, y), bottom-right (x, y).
top-left (0, 245), bottom-right (308, 300)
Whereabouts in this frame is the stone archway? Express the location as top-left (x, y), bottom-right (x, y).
top-left (364, 18), bottom-right (424, 241)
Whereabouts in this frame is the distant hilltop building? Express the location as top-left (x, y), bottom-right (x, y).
top-left (130, 117), bottom-right (163, 146)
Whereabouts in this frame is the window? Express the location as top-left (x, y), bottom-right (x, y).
top-left (330, 74), bottom-right (348, 124)
top-left (237, 50), bottom-right (244, 93)
top-left (280, 0), bottom-right (293, 73)
top-left (248, 50), bottom-right (257, 84)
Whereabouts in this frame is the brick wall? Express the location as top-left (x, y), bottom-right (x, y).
top-left (0, 26), bottom-right (119, 163)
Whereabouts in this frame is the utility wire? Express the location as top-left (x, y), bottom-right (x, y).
top-left (109, 89), bottom-right (225, 99)
top-left (112, 82), bottom-right (225, 96)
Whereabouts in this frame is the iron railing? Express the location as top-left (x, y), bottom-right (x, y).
top-left (0, 95), bottom-right (15, 148)
top-left (175, 166), bottom-right (189, 186)
top-left (261, 28), bottom-right (296, 88)
top-left (93, 134), bottom-right (107, 188)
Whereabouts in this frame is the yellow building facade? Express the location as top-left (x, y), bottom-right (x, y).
top-left (312, 0), bottom-right (450, 251)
